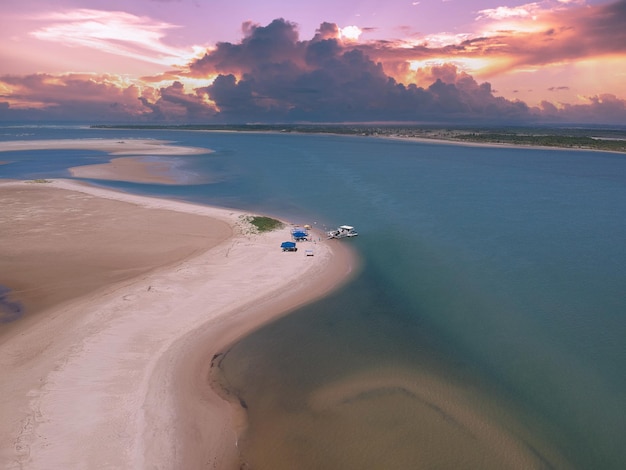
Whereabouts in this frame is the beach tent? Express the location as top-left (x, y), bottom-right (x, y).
top-left (281, 241), bottom-right (297, 251)
top-left (292, 230), bottom-right (308, 240)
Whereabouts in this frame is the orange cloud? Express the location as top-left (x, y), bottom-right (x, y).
top-left (348, 1), bottom-right (626, 82)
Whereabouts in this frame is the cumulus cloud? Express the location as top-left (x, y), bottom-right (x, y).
top-left (184, 19), bottom-right (536, 123)
top-left (144, 81), bottom-right (217, 121)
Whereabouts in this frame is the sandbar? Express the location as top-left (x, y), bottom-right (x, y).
top-left (0, 179), bottom-right (357, 469)
top-left (0, 138), bottom-right (212, 185)
top-left (0, 138), bottom-right (209, 156)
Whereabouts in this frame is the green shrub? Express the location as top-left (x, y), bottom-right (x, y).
top-left (249, 216), bottom-right (284, 232)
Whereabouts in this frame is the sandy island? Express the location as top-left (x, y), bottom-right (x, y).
top-left (0, 178), bottom-right (357, 469)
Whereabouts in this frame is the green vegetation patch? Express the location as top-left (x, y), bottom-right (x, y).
top-left (241, 215), bottom-right (284, 233)
top-left (456, 132), bottom-right (626, 152)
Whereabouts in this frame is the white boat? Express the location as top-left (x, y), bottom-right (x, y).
top-left (327, 225), bottom-right (358, 239)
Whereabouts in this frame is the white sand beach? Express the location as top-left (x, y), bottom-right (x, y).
top-left (0, 178), bottom-right (356, 469)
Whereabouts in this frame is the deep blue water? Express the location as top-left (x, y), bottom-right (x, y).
top-left (1, 125), bottom-right (625, 468)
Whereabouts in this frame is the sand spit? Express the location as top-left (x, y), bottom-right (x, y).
top-left (0, 179), bottom-right (356, 469)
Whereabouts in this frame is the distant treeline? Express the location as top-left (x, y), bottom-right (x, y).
top-left (455, 132), bottom-right (626, 152)
top-left (91, 124), bottom-right (626, 153)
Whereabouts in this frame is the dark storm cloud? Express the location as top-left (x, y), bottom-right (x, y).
top-left (191, 19), bottom-right (306, 77)
top-left (188, 19), bottom-right (534, 123)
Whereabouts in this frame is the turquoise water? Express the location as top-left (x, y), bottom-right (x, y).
top-left (1, 125), bottom-right (625, 468)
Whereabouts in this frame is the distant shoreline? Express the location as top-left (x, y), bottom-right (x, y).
top-left (91, 123), bottom-right (626, 154)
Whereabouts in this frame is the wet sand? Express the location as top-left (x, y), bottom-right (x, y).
top-left (0, 178), bottom-right (357, 469)
top-left (68, 156), bottom-right (185, 184)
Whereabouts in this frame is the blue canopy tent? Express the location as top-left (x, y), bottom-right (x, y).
top-left (292, 230), bottom-right (308, 241)
top-left (281, 241), bottom-right (297, 251)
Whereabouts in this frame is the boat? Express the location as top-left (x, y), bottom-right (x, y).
top-left (326, 225), bottom-right (358, 239)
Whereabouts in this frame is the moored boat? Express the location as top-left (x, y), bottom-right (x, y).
top-left (326, 225), bottom-right (358, 239)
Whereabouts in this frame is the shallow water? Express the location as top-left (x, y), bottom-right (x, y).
top-left (1, 125), bottom-right (625, 468)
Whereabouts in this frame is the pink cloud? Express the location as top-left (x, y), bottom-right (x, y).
top-left (29, 9), bottom-right (205, 68)
top-left (0, 73), bottom-right (149, 119)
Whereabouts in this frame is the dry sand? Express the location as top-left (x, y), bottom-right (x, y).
top-left (0, 179), bottom-right (357, 469)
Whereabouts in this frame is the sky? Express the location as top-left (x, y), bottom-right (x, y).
top-left (1, 0), bottom-right (625, 125)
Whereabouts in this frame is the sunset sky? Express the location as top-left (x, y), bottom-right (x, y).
top-left (1, 0), bottom-right (625, 124)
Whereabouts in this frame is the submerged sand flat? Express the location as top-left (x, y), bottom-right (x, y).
top-left (69, 156), bottom-right (194, 184)
top-left (0, 179), bottom-right (356, 469)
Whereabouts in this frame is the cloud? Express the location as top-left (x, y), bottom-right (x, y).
top-left (548, 86), bottom-right (570, 91)
top-left (347, 1), bottom-right (626, 80)
top-left (143, 81), bottom-right (217, 121)
top-left (2, 10), bottom-right (626, 125)
top-left (476, 4), bottom-right (538, 21)
top-left (539, 93), bottom-right (626, 124)
top-left (0, 73), bottom-right (149, 121)
top-left (30, 9), bottom-right (203, 67)
top-left (470, 0), bottom-right (626, 70)
top-left (340, 26), bottom-right (363, 41)
top-left (187, 19), bottom-right (534, 123)
top-left (190, 19), bottom-right (305, 77)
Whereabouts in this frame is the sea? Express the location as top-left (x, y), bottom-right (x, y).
top-left (1, 125), bottom-right (625, 469)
